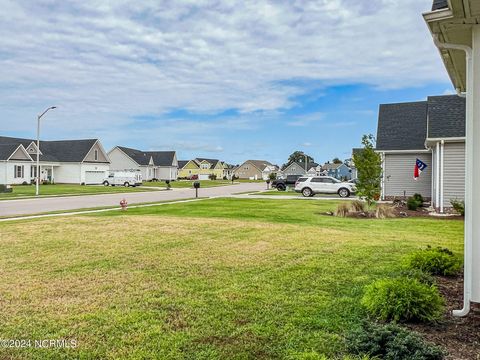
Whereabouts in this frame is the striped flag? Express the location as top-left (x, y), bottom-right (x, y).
top-left (414, 158), bottom-right (427, 180)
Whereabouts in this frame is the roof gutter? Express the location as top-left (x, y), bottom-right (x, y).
top-left (433, 34), bottom-right (473, 317)
top-left (433, 35), bottom-right (469, 97)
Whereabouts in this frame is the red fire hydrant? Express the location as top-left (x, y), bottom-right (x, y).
top-left (120, 198), bottom-right (128, 211)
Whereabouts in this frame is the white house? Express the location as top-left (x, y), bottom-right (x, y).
top-left (108, 146), bottom-right (178, 181)
top-left (0, 136), bottom-right (110, 185)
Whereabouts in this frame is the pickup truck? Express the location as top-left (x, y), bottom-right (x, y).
top-left (271, 175), bottom-right (302, 191)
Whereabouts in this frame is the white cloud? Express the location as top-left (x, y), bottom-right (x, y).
top-left (287, 112), bottom-right (324, 127)
top-left (0, 0), bottom-right (446, 141)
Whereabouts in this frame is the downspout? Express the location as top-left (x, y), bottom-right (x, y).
top-left (434, 35), bottom-right (473, 317)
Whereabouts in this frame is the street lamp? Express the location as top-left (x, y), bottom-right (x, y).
top-left (36, 106), bottom-right (57, 196)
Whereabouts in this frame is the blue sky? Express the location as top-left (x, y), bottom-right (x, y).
top-left (0, 0), bottom-right (452, 165)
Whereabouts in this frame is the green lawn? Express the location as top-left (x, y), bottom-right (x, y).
top-left (142, 180), bottom-right (236, 188)
top-left (0, 184), bottom-right (159, 200)
top-left (0, 198), bottom-right (463, 359)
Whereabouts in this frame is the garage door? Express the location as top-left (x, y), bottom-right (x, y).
top-left (85, 171), bottom-right (106, 185)
top-left (198, 174), bottom-right (210, 180)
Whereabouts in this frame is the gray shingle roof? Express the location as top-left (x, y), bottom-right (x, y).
top-left (427, 95), bottom-right (465, 138)
top-left (118, 146), bottom-right (175, 166)
top-left (245, 160), bottom-right (273, 171)
top-left (376, 101), bottom-right (428, 151)
top-left (178, 160), bottom-right (189, 169)
top-left (0, 144), bottom-right (26, 161)
top-left (322, 162), bottom-right (344, 170)
top-left (432, 0), bottom-right (448, 11)
top-left (195, 158), bottom-right (220, 168)
top-left (0, 136), bottom-right (100, 162)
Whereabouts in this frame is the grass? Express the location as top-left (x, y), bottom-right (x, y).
top-left (0, 198), bottom-right (463, 359)
top-left (142, 180), bottom-right (236, 188)
top-left (0, 184), bottom-right (159, 200)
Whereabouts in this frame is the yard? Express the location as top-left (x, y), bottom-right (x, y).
top-left (0, 198), bottom-right (463, 359)
top-left (0, 184), bottom-right (159, 200)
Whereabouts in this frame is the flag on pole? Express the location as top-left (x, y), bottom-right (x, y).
top-left (414, 158), bottom-right (427, 180)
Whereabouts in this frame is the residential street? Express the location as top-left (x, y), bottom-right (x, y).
top-left (0, 182), bottom-right (265, 217)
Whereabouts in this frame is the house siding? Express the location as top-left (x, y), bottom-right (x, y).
top-left (443, 142), bottom-right (465, 208)
top-left (234, 162), bottom-right (262, 179)
top-left (383, 153), bottom-right (432, 199)
top-left (108, 148), bottom-right (139, 171)
top-left (84, 142), bottom-right (109, 163)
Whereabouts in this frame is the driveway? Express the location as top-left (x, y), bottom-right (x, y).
top-left (0, 182), bottom-right (265, 217)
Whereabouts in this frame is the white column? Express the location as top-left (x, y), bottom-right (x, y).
top-left (435, 142), bottom-right (440, 209)
top-left (440, 140), bottom-right (444, 213)
top-left (381, 152), bottom-right (385, 200)
top-left (470, 26), bottom-right (480, 302)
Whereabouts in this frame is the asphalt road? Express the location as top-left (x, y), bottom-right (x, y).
top-left (0, 182), bottom-right (266, 217)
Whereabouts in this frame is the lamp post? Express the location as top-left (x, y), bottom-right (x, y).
top-left (36, 106), bottom-right (57, 196)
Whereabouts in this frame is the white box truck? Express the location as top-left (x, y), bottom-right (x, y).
top-left (103, 170), bottom-right (142, 187)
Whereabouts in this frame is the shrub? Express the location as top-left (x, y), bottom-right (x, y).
top-left (450, 198), bottom-right (465, 216)
top-left (407, 197), bottom-right (422, 211)
top-left (346, 322), bottom-right (445, 360)
top-left (335, 203), bottom-right (351, 217)
top-left (403, 247), bottom-right (461, 276)
top-left (0, 184), bottom-right (12, 193)
top-left (288, 352), bottom-right (374, 360)
top-left (361, 277), bottom-right (444, 322)
top-left (413, 193), bottom-right (424, 205)
top-left (375, 204), bottom-right (395, 219)
top-left (208, 174), bottom-right (217, 180)
top-left (351, 200), bottom-right (366, 212)
top-left (396, 268), bottom-right (435, 286)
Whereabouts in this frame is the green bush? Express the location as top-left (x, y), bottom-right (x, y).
top-left (403, 247), bottom-right (461, 276)
top-left (361, 278), bottom-right (444, 322)
top-left (450, 198), bottom-right (465, 216)
top-left (0, 184), bottom-right (12, 193)
top-left (407, 197), bottom-right (422, 211)
top-left (396, 268), bottom-right (435, 286)
top-left (413, 193), bottom-right (424, 205)
top-left (346, 322), bottom-right (445, 360)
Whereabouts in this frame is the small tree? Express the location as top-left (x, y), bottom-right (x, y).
top-left (284, 151), bottom-right (314, 168)
top-left (332, 157), bottom-right (342, 164)
top-left (269, 172), bottom-right (277, 180)
top-left (352, 134), bottom-right (382, 207)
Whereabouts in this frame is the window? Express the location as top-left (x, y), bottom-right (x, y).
top-left (14, 165), bottom-right (24, 178)
top-left (201, 164), bottom-right (209, 169)
top-left (311, 177), bottom-right (324, 183)
top-left (297, 177), bottom-right (308, 182)
top-left (94, 149), bottom-right (98, 161)
top-left (30, 166), bottom-right (37, 178)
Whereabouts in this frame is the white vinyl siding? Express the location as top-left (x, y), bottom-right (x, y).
top-left (443, 142), bottom-right (465, 208)
top-left (383, 153), bottom-right (432, 199)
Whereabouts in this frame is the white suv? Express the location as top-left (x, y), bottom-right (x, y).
top-left (294, 176), bottom-right (355, 198)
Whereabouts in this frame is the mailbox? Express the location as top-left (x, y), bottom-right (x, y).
top-left (193, 181), bottom-right (200, 189)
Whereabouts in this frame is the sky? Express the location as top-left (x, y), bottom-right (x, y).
top-left (0, 0), bottom-right (453, 165)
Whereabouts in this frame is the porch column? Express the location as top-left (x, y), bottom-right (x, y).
top-left (435, 142), bottom-right (440, 209)
top-left (470, 25), bottom-right (480, 303)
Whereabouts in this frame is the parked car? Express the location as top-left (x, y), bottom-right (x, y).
top-left (294, 176), bottom-right (356, 198)
top-left (271, 175), bottom-right (302, 191)
top-left (187, 174), bottom-right (199, 180)
top-left (103, 171), bottom-right (142, 187)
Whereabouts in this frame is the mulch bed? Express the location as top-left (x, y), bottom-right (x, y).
top-left (406, 274), bottom-right (480, 360)
top-left (322, 202), bottom-right (464, 220)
